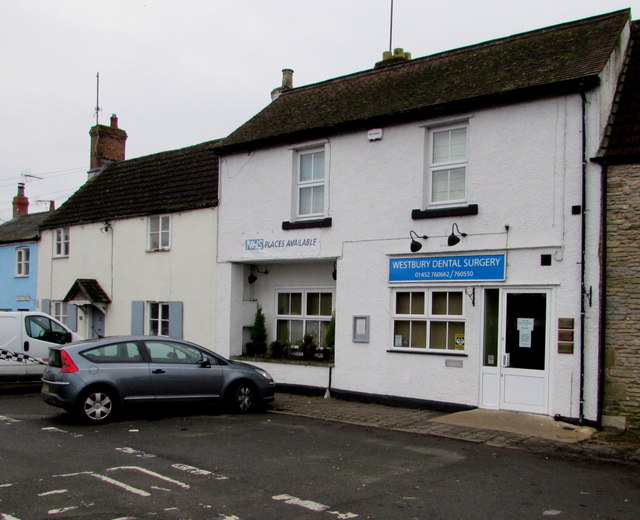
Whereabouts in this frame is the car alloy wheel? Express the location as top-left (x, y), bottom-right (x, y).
top-left (232, 382), bottom-right (255, 413)
top-left (80, 389), bottom-right (116, 423)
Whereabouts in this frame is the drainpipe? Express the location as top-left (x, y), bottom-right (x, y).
top-left (596, 157), bottom-right (607, 429)
top-left (579, 87), bottom-right (587, 425)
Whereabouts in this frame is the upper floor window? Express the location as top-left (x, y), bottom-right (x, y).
top-left (54, 227), bottom-right (70, 257)
top-left (15, 247), bottom-right (30, 277)
top-left (148, 215), bottom-right (171, 251)
top-left (297, 149), bottom-right (325, 219)
top-left (393, 289), bottom-right (465, 352)
top-left (428, 126), bottom-right (467, 205)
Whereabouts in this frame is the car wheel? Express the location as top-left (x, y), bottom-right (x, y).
top-left (77, 388), bottom-right (118, 424)
top-left (230, 381), bottom-right (256, 413)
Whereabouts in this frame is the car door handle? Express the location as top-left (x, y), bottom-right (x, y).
top-left (152, 369), bottom-right (166, 374)
top-left (23, 341), bottom-right (29, 352)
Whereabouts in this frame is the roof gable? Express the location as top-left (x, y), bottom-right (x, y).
top-left (599, 20), bottom-right (640, 163)
top-left (218, 10), bottom-right (630, 153)
top-left (41, 139), bottom-right (219, 229)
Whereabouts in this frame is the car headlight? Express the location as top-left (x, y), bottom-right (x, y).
top-left (255, 368), bottom-right (273, 382)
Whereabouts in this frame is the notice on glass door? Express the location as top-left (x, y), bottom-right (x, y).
top-left (517, 318), bottom-right (534, 348)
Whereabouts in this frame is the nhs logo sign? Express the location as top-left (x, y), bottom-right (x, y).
top-left (245, 239), bottom-right (264, 250)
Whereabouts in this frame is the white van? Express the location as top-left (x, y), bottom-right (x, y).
top-left (0, 312), bottom-right (82, 384)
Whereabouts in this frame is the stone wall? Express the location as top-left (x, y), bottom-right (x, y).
top-left (605, 163), bottom-right (640, 430)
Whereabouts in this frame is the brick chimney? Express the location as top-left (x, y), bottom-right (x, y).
top-left (89, 113), bottom-right (127, 176)
top-left (271, 69), bottom-right (294, 101)
top-left (12, 183), bottom-right (29, 217)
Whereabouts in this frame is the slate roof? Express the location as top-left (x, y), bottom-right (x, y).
top-left (41, 139), bottom-right (219, 229)
top-left (0, 212), bottom-right (52, 244)
top-left (598, 20), bottom-right (640, 164)
top-left (217, 10), bottom-right (630, 154)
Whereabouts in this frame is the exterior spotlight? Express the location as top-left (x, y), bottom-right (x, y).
top-left (409, 230), bottom-right (428, 252)
top-left (248, 265), bottom-right (268, 284)
top-left (447, 223), bottom-right (467, 246)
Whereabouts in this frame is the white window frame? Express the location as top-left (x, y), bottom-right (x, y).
top-left (276, 289), bottom-right (334, 347)
top-left (53, 301), bottom-right (68, 324)
top-left (294, 145), bottom-right (327, 220)
top-left (148, 302), bottom-right (170, 336)
top-left (427, 124), bottom-right (468, 206)
top-left (54, 227), bottom-right (70, 257)
top-left (15, 247), bottom-right (30, 277)
top-left (148, 215), bottom-right (171, 251)
top-left (392, 289), bottom-right (465, 352)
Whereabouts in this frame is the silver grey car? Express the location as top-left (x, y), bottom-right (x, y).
top-left (41, 336), bottom-right (275, 424)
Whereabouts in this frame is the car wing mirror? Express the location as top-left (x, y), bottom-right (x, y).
top-left (201, 358), bottom-right (211, 368)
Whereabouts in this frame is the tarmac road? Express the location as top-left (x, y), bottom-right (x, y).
top-left (0, 390), bottom-right (638, 519)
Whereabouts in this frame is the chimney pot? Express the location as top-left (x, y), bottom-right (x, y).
top-left (282, 69), bottom-right (293, 89)
top-left (110, 114), bottom-right (118, 128)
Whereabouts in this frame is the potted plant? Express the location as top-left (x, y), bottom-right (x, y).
top-left (246, 306), bottom-right (267, 356)
top-left (323, 313), bottom-right (335, 362)
top-left (269, 340), bottom-right (287, 359)
top-left (300, 333), bottom-right (318, 360)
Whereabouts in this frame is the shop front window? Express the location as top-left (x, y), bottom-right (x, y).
top-left (393, 290), bottom-right (465, 351)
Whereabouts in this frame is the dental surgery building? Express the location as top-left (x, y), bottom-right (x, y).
top-left (214, 11), bottom-right (632, 424)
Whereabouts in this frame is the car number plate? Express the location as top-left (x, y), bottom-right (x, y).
top-left (42, 384), bottom-right (50, 392)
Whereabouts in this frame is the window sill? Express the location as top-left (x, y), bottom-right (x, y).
top-left (386, 349), bottom-right (468, 357)
top-left (282, 217), bottom-right (332, 230)
top-left (412, 204), bottom-right (478, 219)
top-left (231, 355), bottom-right (334, 368)
top-left (146, 248), bottom-right (171, 253)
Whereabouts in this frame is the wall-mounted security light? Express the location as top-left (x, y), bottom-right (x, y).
top-left (447, 223), bottom-right (467, 246)
top-left (409, 230), bottom-right (428, 252)
top-left (248, 265), bottom-right (269, 285)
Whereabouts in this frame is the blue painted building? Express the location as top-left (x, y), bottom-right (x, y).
top-left (0, 185), bottom-right (52, 311)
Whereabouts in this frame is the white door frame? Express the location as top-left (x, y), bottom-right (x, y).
top-left (480, 288), bottom-right (551, 414)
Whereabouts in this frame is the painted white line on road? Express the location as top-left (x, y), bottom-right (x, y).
top-left (0, 416), bottom-right (19, 424)
top-left (38, 489), bottom-right (67, 496)
top-left (273, 494), bottom-right (328, 512)
top-left (41, 427), bottom-right (83, 438)
top-left (172, 463), bottom-right (229, 480)
top-left (0, 484), bottom-right (13, 488)
top-left (54, 471), bottom-right (151, 497)
top-left (1, 513), bottom-right (21, 520)
top-left (272, 494), bottom-right (359, 518)
top-left (48, 506), bottom-right (78, 514)
top-left (116, 447), bottom-right (156, 458)
top-left (107, 466), bottom-right (190, 489)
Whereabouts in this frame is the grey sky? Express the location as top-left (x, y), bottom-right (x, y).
top-left (1, 0), bottom-right (637, 222)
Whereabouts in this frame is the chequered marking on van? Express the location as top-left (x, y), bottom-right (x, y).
top-left (0, 349), bottom-right (46, 365)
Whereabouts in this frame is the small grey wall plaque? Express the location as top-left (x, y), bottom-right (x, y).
top-left (353, 315), bottom-right (370, 343)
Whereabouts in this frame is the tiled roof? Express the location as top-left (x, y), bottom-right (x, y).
top-left (598, 21), bottom-right (640, 164)
top-left (0, 212), bottom-right (52, 244)
top-left (217, 10), bottom-right (630, 153)
top-left (64, 279), bottom-right (111, 304)
top-left (41, 139), bottom-right (219, 229)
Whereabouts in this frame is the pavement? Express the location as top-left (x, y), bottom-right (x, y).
top-left (268, 392), bottom-right (640, 464)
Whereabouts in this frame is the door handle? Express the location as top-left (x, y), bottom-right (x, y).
top-left (502, 353), bottom-right (510, 367)
top-left (152, 369), bottom-right (165, 374)
top-left (23, 341), bottom-right (29, 352)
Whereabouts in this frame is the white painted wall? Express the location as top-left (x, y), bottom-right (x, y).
top-left (38, 207), bottom-right (218, 349)
top-left (216, 80), bottom-right (620, 421)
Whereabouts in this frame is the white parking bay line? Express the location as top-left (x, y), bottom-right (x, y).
top-left (54, 471), bottom-right (150, 497)
top-left (0, 416), bottom-right (20, 424)
top-left (172, 463), bottom-right (229, 480)
top-left (107, 466), bottom-right (190, 490)
top-left (272, 494), bottom-right (358, 519)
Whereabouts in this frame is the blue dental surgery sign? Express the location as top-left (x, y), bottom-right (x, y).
top-left (389, 254), bottom-right (506, 282)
